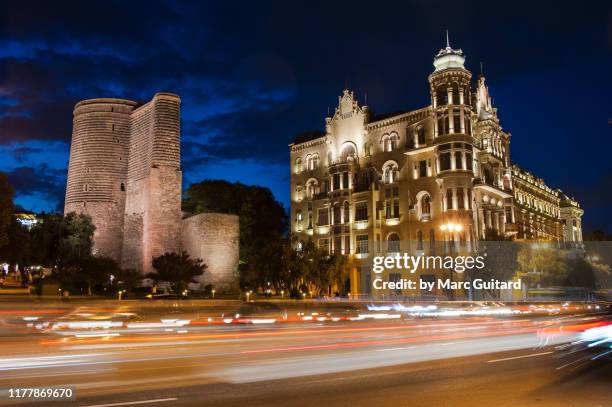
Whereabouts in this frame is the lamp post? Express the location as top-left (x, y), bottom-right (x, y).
top-left (440, 222), bottom-right (463, 301)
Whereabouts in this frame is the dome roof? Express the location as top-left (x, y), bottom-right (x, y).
top-left (432, 32), bottom-right (466, 72)
top-left (433, 46), bottom-right (466, 72)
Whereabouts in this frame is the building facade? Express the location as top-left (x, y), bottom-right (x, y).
top-left (289, 42), bottom-right (583, 296)
top-left (64, 93), bottom-right (239, 291)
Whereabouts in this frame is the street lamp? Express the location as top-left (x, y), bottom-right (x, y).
top-left (440, 222), bottom-right (463, 301)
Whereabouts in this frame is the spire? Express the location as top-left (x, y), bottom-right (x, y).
top-left (433, 32), bottom-right (465, 72)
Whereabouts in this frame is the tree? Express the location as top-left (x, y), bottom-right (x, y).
top-left (516, 244), bottom-right (568, 287)
top-left (0, 172), bottom-right (14, 248)
top-left (147, 251), bottom-right (207, 293)
top-left (29, 213), bottom-right (64, 267)
top-left (59, 212), bottom-right (96, 263)
top-left (57, 256), bottom-right (121, 295)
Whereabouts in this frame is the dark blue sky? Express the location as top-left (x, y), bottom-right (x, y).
top-left (0, 0), bottom-right (610, 232)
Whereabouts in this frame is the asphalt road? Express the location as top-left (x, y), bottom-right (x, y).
top-left (0, 301), bottom-right (609, 407)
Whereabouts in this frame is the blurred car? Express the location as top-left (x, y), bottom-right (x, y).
top-left (230, 302), bottom-right (287, 324)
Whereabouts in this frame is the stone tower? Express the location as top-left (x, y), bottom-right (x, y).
top-left (65, 93), bottom-right (183, 274)
top-left (65, 98), bottom-right (138, 260)
top-left (121, 93), bottom-right (182, 273)
top-left (65, 92), bottom-right (240, 291)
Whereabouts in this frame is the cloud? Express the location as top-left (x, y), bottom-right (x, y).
top-left (5, 164), bottom-right (66, 211)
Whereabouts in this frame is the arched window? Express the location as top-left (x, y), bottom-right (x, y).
top-left (364, 143), bottom-right (372, 157)
top-left (381, 134), bottom-right (390, 152)
top-left (306, 179), bottom-right (318, 199)
top-left (389, 132), bottom-right (399, 151)
top-left (343, 201), bottom-right (350, 223)
top-left (295, 157), bottom-right (303, 174)
top-left (417, 192), bottom-right (431, 221)
top-left (120, 182), bottom-right (125, 192)
top-left (383, 161), bottom-right (399, 184)
top-left (387, 233), bottom-right (400, 253)
top-left (340, 143), bottom-right (357, 161)
top-left (307, 154), bottom-right (319, 170)
top-left (296, 185), bottom-right (303, 201)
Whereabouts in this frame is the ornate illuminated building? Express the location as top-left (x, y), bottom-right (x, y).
top-left (289, 40), bottom-right (583, 295)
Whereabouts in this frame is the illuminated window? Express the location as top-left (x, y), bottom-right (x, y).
top-left (295, 157), bottom-right (303, 173)
top-left (383, 161), bottom-right (399, 184)
top-left (355, 202), bottom-right (368, 221)
top-left (356, 235), bottom-right (369, 254)
top-left (387, 233), bottom-right (400, 253)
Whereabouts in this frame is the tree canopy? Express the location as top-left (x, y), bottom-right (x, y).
top-left (147, 251), bottom-right (207, 293)
top-left (183, 180), bottom-right (288, 285)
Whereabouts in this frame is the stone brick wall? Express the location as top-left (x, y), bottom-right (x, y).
top-left (121, 93), bottom-right (182, 274)
top-left (182, 213), bottom-right (239, 293)
top-left (65, 98), bottom-right (137, 260)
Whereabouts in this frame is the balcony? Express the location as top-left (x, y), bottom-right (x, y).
top-left (505, 223), bottom-right (519, 234)
top-left (473, 177), bottom-right (512, 198)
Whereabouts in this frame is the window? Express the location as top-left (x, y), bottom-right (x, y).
top-left (296, 186), bottom-right (303, 201)
top-left (306, 180), bottom-right (317, 199)
top-left (333, 173), bottom-right (341, 190)
top-left (419, 160), bottom-right (427, 178)
top-left (356, 235), bottom-right (369, 254)
top-left (295, 158), bottom-right (303, 173)
top-left (417, 127), bottom-right (426, 146)
top-left (453, 109), bottom-right (461, 133)
top-left (341, 144), bottom-right (356, 161)
top-left (387, 233), bottom-right (400, 253)
top-left (319, 238), bottom-right (330, 254)
top-left (383, 162), bottom-right (398, 184)
top-left (465, 152), bottom-right (473, 171)
top-left (467, 188), bottom-right (472, 209)
top-left (417, 230), bottom-right (423, 251)
top-left (385, 196), bottom-right (399, 219)
top-left (455, 151), bottom-right (463, 170)
top-left (334, 236), bottom-right (342, 254)
top-left (120, 182), bottom-right (125, 192)
top-left (457, 188), bottom-right (465, 209)
top-left (389, 273), bottom-right (402, 295)
top-left (333, 203), bottom-right (341, 225)
top-left (343, 201), bottom-right (350, 223)
top-left (437, 87), bottom-right (448, 105)
top-left (390, 133), bottom-right (399, 150)
top-left (355, 202), bottom-right (368, 221)
top-left (344, 235), bottom-right (351, 254)
top-left (364, 143), bottom-right (372, 157)
top-left (440, 152), bottom-right (451, 171)
top-left (446, 189), bottom-right (454, 210)
top-left (84, 184), bottom-right (89, 192)
top-left (308, 211), bottom-right (313, 229)
top-left (307, 154), bottom-right (319, 170)
top-left (342, 172), bottom-right (349, 189)
top-left (437, 114), bottom-right (447, 136)
top-left (419, 193), bottom-right (431, 220)
top-left (317, 208), bottom-right (329, 225)
top-left (382, 133), bottom-right (399, 152)
top-left (296, 211), bottom-right (303, 231)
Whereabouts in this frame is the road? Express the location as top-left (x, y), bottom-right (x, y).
top-left (0, 300), bottom-right (609, 406)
